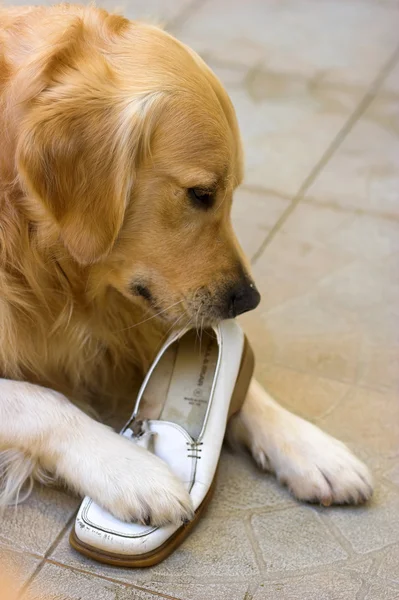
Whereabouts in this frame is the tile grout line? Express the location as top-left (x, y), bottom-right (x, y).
top-left (254, 239), bottom-right (396, 319)
top-left (355, 577), bottom-right (373, 600)
top-left (19, 535), bottom-right (181, 600)
top-left (200, 55), bottom-right (399, 102)
top-left (260, 357), bottom-right (396, 396)
top-left (313, 386), bottom-right (355, 424)
top-left (312, 509), bottom-right (356, 559)
top-left (251, 42), bottom-right (399, 266)
top-left (18, 510), bottom-right (78, 598)
top-left (240, 183), bottom-right (399, 224)
top-left (40, 547), bottom-right (399, 589)
top-left (300, 196), bottom-right (399, 223)
top-left (45, 561), bottom-right (262, 587)
top-left (242, 513), bottom-right (268, 574)
top-left (42, 560), bottom-right (182, 600)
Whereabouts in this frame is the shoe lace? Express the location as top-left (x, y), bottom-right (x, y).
top-left (186, 441), bottom-right (203, 459)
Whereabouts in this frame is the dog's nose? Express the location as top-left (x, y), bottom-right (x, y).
top-left (226, 280), bottom-right (261, 318)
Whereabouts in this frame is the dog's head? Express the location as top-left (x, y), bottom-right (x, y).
top-left (14, 9), bottom-right (260, 326)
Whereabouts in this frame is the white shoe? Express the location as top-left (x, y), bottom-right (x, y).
top-left (70, 320), bottom-right (254, 567)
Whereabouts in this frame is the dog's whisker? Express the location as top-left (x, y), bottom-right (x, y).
top-left (165, 312), bottom-right (187, 336)
top-left (195, 304), bottom-right (200, 335)
top-left (118, 300), bottom-right (184, 332)
top-left (193, 300), bottom-right (203, 350)
top-left (153, 311), bottom-right (189, 355)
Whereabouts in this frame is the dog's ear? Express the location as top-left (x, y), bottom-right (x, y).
top-left (18, 101), bottom-right (131, 265)
top-left (16, 18), bottom-right (160, 265)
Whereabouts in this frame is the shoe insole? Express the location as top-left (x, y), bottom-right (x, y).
top-left (143, 330), bottom-right (218, 440)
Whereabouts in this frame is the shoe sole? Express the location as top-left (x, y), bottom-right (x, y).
top-left (69, 336), bottom-right (254, 567)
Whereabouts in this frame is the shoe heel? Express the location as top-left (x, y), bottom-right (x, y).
top-left (228, 336), bottom-right (254, 420)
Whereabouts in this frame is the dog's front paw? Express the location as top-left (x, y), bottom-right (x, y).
top-left (99, 448), bottom-right (194, 525)
top-left (252, 416), bottom-right (373, 506)
top-left (59, 425), bottom-right (194, 525)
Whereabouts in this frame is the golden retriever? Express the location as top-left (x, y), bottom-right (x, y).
top-left (0, 4), bottom-right (372, 529)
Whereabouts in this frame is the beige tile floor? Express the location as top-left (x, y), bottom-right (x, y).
top-left (1, 1), bottom-right (399, 598)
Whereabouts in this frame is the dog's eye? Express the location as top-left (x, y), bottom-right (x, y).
top-left (188, 188), bottom-right (215, 210)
